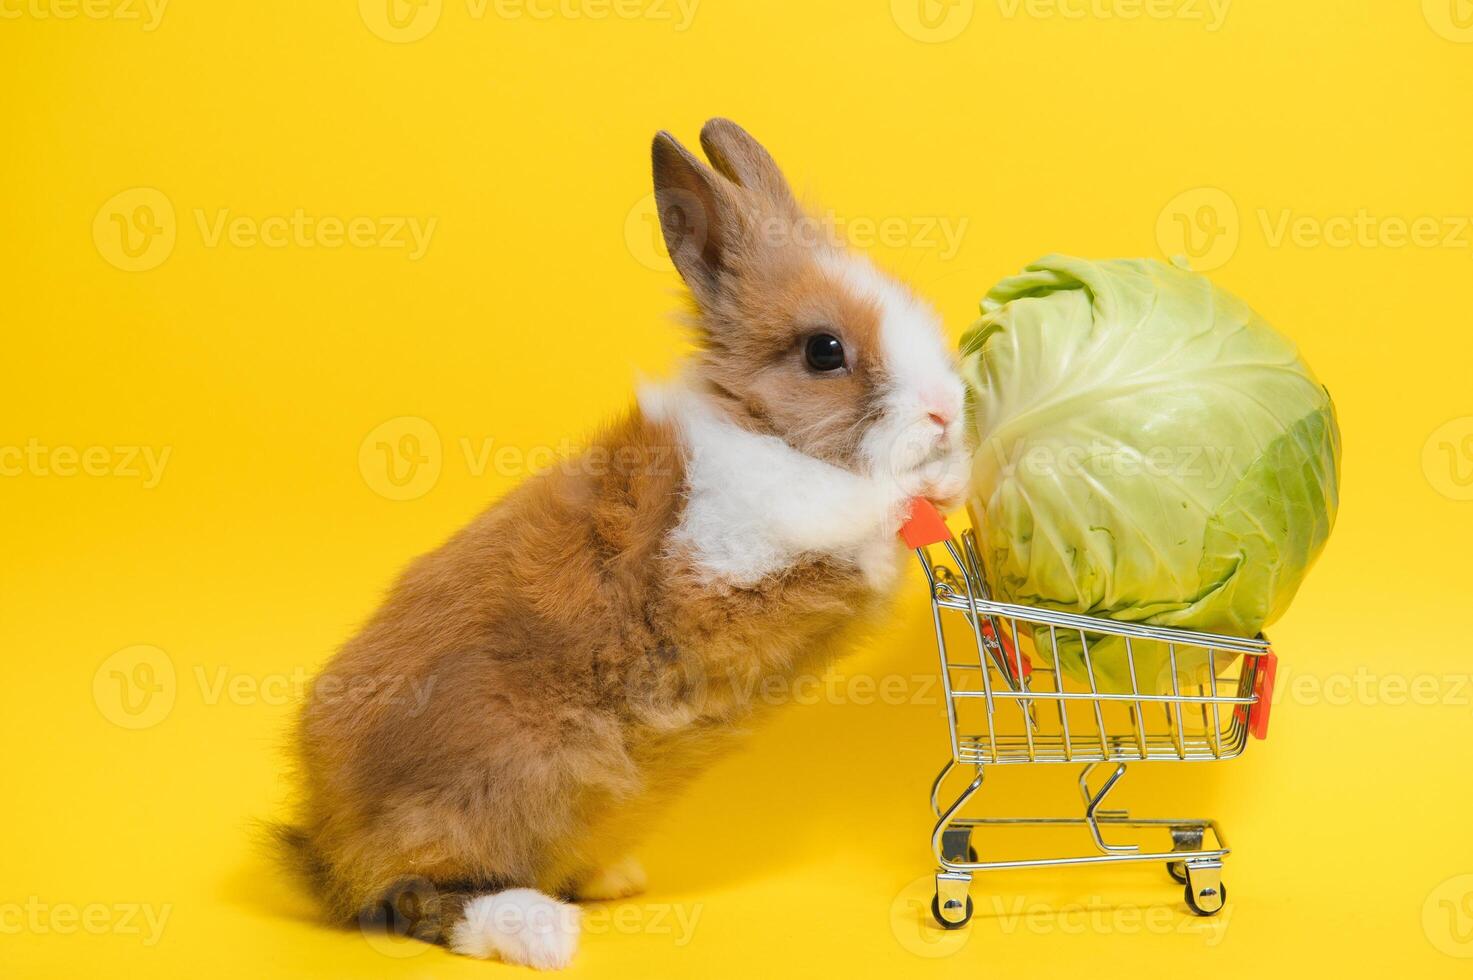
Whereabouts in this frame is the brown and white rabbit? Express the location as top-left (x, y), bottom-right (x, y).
top-left (280, 119), bottom-right (969, 969)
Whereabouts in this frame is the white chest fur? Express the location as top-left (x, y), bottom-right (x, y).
top-left (640, 383), bottom-right (909, 592)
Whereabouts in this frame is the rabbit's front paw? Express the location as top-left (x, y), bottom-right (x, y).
top-left (895, 448), bottom-right (970, 513)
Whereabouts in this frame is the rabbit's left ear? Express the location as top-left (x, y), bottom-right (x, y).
top-left (652, 130), bottom-right (746, 310)
top-left (699, 119), bottom-right (802, 222)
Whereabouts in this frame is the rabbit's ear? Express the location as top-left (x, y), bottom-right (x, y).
top-left (652, 131), bottom-right (744, 308)
top-left (699, 119), bottom-right (801, 221)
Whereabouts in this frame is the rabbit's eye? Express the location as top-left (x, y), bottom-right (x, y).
top-left (804, 333), bottom-right (846, 372)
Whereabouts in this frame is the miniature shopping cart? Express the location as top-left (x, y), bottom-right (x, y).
top-left (901, 501), bottom-right (1278, 929)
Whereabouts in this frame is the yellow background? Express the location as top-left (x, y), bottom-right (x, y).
top-left (4, 0), bottom-right (1473, 975)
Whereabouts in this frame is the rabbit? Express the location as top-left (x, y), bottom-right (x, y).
top-left (278, 118), bottom-right (969, 970)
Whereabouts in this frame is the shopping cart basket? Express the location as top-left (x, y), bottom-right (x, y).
top-left (901, 501), bottom-right (1278, 929)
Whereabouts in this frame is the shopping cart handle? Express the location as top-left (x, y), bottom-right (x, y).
top-left (900, 498), bottom-right (953, 548)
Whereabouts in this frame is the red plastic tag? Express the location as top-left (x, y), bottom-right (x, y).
top-left (982, 620), bottom-right (1032, 681)
top-left (899, 498), bottom-right (952, 548)
top-left (1247, 649), bottom-right (1277, 740)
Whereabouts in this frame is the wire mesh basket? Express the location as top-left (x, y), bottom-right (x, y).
top-left (901, 502), bottom-right (1278, 928)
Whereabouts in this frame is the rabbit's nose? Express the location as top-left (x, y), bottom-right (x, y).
top-left (922, 386), bottom-right (963, 431)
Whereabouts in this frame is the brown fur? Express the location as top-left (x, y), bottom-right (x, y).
top-left (282, 119), bottom-right (934, 946)
top-left (286, 411), bottom-right (892, 927)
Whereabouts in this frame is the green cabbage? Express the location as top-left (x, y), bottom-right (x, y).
top-left (960, 256), bottom-right (1340, 693)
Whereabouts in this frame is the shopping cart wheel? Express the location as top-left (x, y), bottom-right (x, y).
top-left (1180, 858), bottom-right (1226, 915)
top-left (1184, 878), bottom-right (1228, 916)
top-left (1185, 881), bottom-right (1227, 916)
top-left (1166, 860), bottom-right (1188, 884)
top-left (931, 893), bottom-right (974, 930)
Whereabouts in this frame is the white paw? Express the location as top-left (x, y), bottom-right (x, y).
top-left (927, 447), bottom-right (973, 510)
top-left (895, 448), bottom-right (971, 513)
top-left (450, 889), bottom-right (580, 970)
top-left (574, 855), bottom-right (647, 901)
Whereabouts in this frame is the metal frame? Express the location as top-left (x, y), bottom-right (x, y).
top-left (915, 527), bottom-right (1268, 927)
